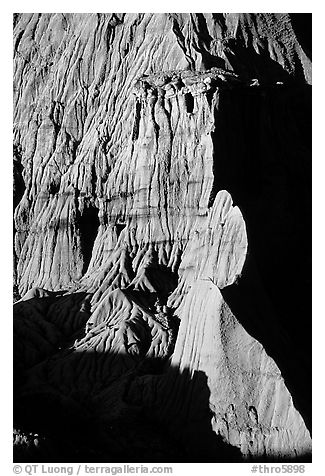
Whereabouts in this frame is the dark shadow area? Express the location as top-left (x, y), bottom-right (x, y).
top-left (13, 291), bottom-right (92, 382)
top-left (115, 222), bottom-right (126, 238)
top-left (209, 84), bottom-right (311, 431)
top-left (132, 100), bottom-right (141, 141)
top-left (124, 247), bottom-right (179, 305)
top-left (13, 292), bottom-right (239, 462)
top-left (13, 145), bottom-right (26, 289)
top-left (221, 40), bottom-right (293, 83)
top-left (13, 350), bottom-right (240, 462)
top-left (290, 13), bottom-right (312, 60)
top-left (13, 145), bottom-right (25, 209)
top-left (220, 254), bottom-right (311, 433)
top-left (13, 348), bottom-right (312, 463)
top-left (13, 289), bottom-right (312, 463)
top-left (184, 92), bottom-right (194, 113)
top-left (147, 366), bottom-right (243, 462)
top-left (145, 264), bottom-right (178, 302)
top-left (192, 17), bottom-right (306, 82)
top-left (78, 203), bottom-right (100, 274)
top-left (48, 181), bottom-right (61, 195)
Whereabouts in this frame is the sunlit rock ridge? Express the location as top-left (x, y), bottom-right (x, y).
top-left (13, 13), bottom-right (311, 462)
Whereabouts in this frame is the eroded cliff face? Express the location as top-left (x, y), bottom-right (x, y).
top-left (13, 13), bottom-right (311, 462)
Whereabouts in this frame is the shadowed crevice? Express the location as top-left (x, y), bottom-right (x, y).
top-left (209, 84), bottom-right (311, 432)
top-left (78, 203), bottom-right (100, 274)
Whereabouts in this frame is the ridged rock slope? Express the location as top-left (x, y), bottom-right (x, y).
top-left (13, 13), bottom-right (311, 462)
